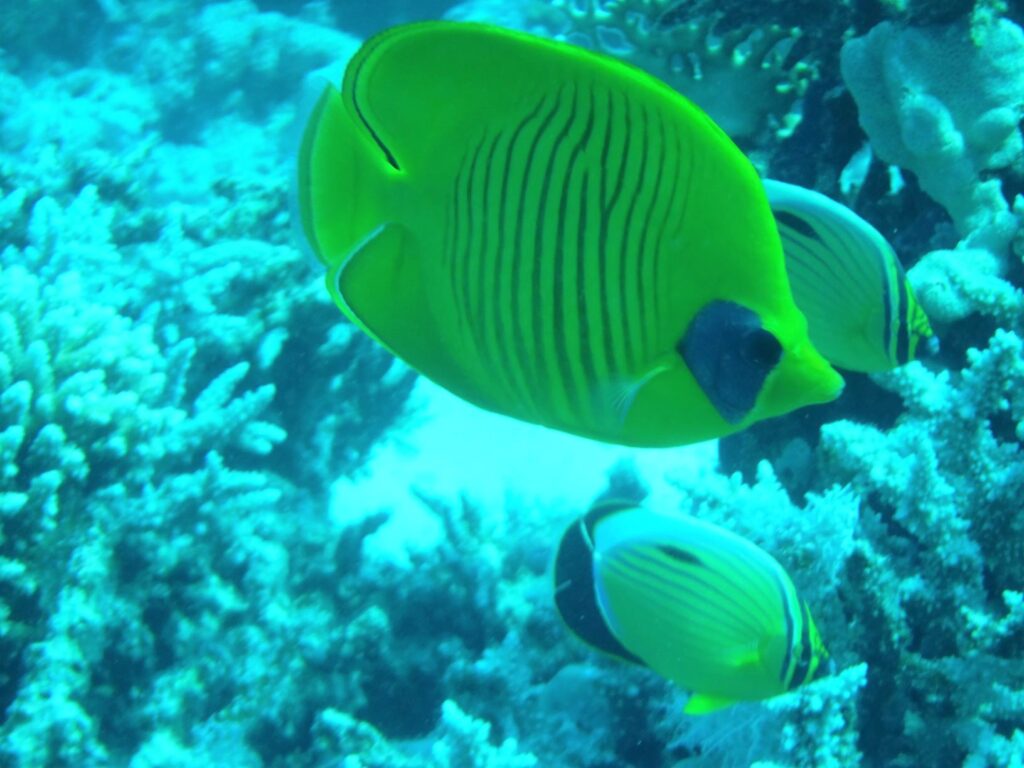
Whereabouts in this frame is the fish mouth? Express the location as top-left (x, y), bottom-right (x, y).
top-left (761, 341), bottom-right (844, 417)
top-left (796, 342), bottom-right (845, 404)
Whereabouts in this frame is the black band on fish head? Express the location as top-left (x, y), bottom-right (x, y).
top-left (677, 301), bottom-right (782, 424)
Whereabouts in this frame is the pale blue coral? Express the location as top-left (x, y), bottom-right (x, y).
top-left (841, 16), bottom-right (1024, 253)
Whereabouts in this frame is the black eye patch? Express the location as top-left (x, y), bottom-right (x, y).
top-left (677, 301), bottom-right (782, 424)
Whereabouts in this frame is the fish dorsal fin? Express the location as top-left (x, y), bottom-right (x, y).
top-left (340, 21), bottom-right (715, 178)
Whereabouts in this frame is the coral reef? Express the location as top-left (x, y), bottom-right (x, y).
top-left (449, 0), bottom-right (819, 143)
top-left (841, 16), bottom-right (1024, 253)
top-left (0, 4), bottom-right (415, 764)
top-left (2, 0), bottom-right (1024, 766)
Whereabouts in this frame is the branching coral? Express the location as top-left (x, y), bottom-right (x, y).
top-left (0, 30), bottom-right (415, 762)
top-left (549, 0), bottom-right (813, 140)
top-left (446, 0), bottom-right (817, 141)
top-left (109, 0), bottom-right (360, 138)
top-left (814, 329), bottom-right (1024, 764)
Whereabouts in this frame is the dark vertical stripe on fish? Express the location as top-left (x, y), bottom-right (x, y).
top-left (491, 95), bottom-right (549, 416)
top-left (489, 96), bottom-right (552, 405)
top-left (663, 127), bottom-right (695, 346)
top-left (632, 108), bottom-right (667, 370)
top-left (555, 86), bottom-right (596, 423)
top-left (773, 568), bottom-right (796, 683)
top-left (510, 90), bottom-right (564, 417)
top-left (787, 598), bottom-right (813, 690)
top-left (650, 128), bottom-right (685, 349)
top-left (472, 131), bottom-right (512, 399)
top-left (598, 90), bottom-right (630, 379)
top-left (616, 101), bottom-right (648, 374)
top-left (451, 146), bottom-right (475, 351)
top-left (449, 157), bottom-right (464, 306)
top-left (459, 137), bottom-right (485, 333)
top-left (532, 84), bottom-right (579, 416)
top-left (880, 253), bottom-right (894, 362)
top-left (895, 260), bottom-right (910, 364)
top-left (576, 167), bottom-right (596, 415)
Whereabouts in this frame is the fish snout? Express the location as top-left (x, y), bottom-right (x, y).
top-left (764, 340), bottom-right (844, 417)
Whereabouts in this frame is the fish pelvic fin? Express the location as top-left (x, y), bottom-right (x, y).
top-left (683, 693), bottom-right (738, 716)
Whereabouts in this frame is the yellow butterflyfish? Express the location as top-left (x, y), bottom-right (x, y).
top-left (553, 499), bottom-right (829, 714)
top-left (295, 22), bottom-right (843, 446)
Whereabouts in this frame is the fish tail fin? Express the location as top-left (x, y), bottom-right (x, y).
top-left (294, 76), bottom-right (396, 269)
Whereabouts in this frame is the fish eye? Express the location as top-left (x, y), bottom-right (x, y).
top-left (740, 328), bottom-right (782, 367)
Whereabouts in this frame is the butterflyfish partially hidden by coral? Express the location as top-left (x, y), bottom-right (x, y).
top-left (295, 21), bottom-right (843, 446)
top-left (553, 499), bottom-right (829, 714)
top-left (765, 179), bottom-right (934, 373)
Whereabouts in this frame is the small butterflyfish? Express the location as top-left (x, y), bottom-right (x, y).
top-left (765, 179), bottom-right (934, 373)
top-left (553, 499), bottom-right (829, 714)
top-left (295, 22), bottom-right (843, 446)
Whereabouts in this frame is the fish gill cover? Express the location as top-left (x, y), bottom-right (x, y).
top-left (0, 1), bottom-right (1022, 767)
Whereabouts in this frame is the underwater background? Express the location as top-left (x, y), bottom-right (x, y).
top-left (1, 0), bottom-right (1024, 765)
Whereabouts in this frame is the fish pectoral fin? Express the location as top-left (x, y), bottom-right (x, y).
top-left (683, 693), bottom-right (737, 716)
top-left (595, 359), bottom-right (674, 429)
top-left (330, 222), bottom-right (416, 351)
top-left (722, 641), bottom-right (762, 669)
top-left (331, 222), bottom-right (439, 368)
top-left (330, 222), bottom-right (493, 410)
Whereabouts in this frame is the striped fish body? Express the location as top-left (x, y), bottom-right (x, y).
top-left (297, 22), bottom-right (843, 446)
top-left (765, 179), bottom-right (934, 373)
top-left (553, 501), bottom-right (827, 714)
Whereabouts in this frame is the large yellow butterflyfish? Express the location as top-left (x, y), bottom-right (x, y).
top-left (295, 22), bottom-right (843, 446)
top-left (553, 499), bottom-right (830, 714)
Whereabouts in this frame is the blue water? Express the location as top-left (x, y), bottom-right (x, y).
top-left (1, 1), bottom-right (1023, 766)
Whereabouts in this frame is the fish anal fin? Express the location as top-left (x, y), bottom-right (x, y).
top-left (683, 693), bottom-right (737, 716)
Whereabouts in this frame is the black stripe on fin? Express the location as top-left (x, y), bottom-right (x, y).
top-left (658, 545), bottom-right (703, 566)
top-left (347, 37), bottom-right (401, 170)
top-left (775, 210), bottom-right (820, 242)
top-left (787, 598), bottom-right (813, 690)
top-left (553, 502), bottom-right (644, 667)
top-left (895, 266), bottom-right (910, 364)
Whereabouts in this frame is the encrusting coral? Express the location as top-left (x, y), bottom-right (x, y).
top-left (841, 15), bottom-right (1024, 255)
